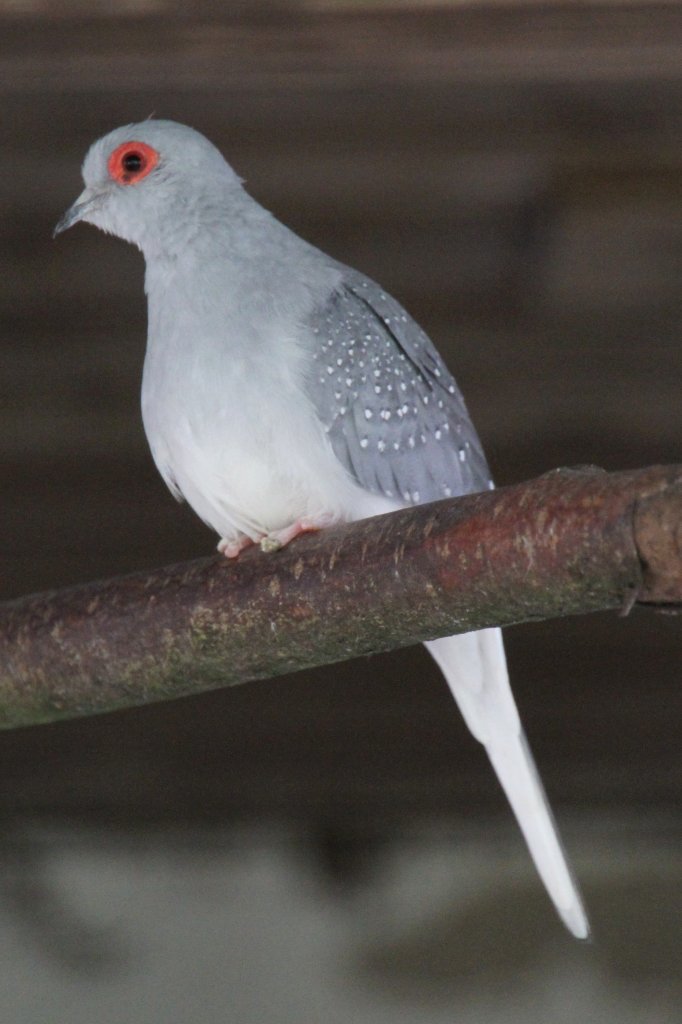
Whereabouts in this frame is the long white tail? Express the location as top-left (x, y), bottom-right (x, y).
top-left (426, 628), bottom-right (589, 939)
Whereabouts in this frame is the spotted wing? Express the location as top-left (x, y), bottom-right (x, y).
top-left (306, 270), bottom-right (492, 505)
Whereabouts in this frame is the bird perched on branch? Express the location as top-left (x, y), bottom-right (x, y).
top-left (56, 120), bottom-right (588, 938)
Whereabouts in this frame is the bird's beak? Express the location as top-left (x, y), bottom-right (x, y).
top-left (53, 187), bottom-right (104, 237)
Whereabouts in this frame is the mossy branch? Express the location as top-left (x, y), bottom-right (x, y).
top-left (0, 465), bottom-right (680, 730)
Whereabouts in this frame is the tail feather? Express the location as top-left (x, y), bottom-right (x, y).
top-left (426, 628), bottom-right (589, 940)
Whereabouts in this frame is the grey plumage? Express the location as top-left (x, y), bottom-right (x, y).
top-left (55, 119), bottom-right (589, 938)
top-left (307, 272), bottom-right (492, 504)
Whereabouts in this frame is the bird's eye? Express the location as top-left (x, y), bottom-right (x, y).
top-left (108, 141), bottom-right (159, 185)
top-left (122, 152), bottom-right (143, 173)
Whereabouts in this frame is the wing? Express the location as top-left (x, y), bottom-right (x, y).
top-left (306, 270), bottom-right (492, 505)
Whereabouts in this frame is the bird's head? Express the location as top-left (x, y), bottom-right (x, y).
top-left (55, 119), bottom-right (242, 255)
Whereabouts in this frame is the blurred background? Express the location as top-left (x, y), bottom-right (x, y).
top-left (1, 1), bottom-right (682, 1020)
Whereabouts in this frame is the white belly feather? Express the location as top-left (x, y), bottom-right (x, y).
top-left (141, 321), bottom-right (392, 543)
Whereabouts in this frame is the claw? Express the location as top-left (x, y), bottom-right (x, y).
top-left (217, 535), bottom-right (256, 559)
top-left (259, 515), bottom-right (335, 553)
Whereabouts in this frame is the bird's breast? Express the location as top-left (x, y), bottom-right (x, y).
top-left (140, 316), bottom-right (360, 541)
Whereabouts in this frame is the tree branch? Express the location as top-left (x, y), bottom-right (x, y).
top-left (1, 465), bottom-right (681, 730)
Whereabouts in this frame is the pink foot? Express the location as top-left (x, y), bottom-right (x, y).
top-left (217, 535), bottom-right (257, 559)
top-left (259, 515), bottom-right (335, 553)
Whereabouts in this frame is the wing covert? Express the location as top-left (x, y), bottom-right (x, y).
top-left (305, 270), bottom-right (492, 505)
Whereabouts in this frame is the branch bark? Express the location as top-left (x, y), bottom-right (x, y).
top-left (1, 464), bottom-right (681, 730)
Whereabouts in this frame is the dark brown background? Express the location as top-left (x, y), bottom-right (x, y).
top-left (1, 1), bottom-right (681, 842)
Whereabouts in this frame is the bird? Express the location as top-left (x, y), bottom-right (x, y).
top-left (55, 119), bottom-right (588, 938)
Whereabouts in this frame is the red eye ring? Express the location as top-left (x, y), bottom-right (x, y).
top-left (108, 141), bottom-right (159, 185)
